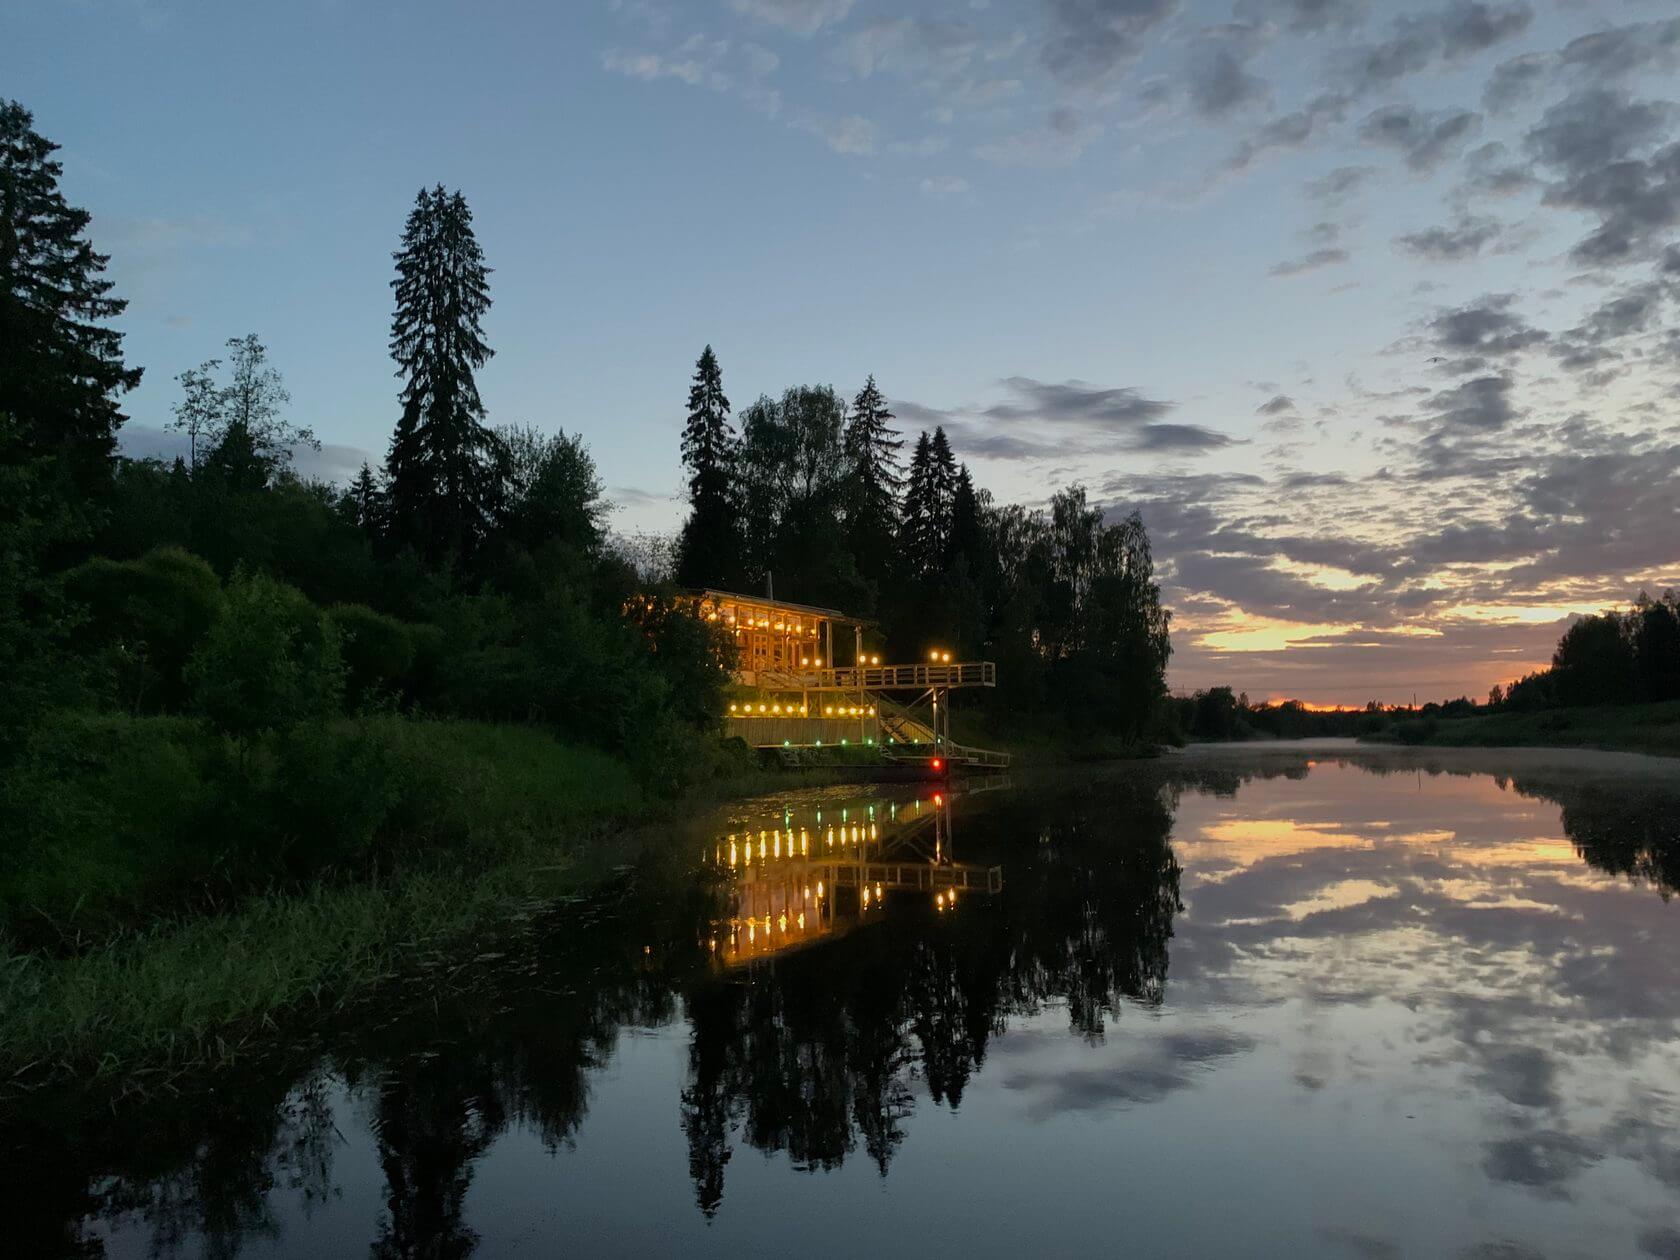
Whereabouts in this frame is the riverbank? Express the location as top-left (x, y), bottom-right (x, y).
top-left (0, 714), bottom-right (819, 1089)
top-left (1357, 699), bottom-right (1680, 759)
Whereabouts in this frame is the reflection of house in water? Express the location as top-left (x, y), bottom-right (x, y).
top-left (704, 790), bottom-right (1006, 967)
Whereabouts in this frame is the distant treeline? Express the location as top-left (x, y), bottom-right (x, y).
top-left (671, 351), bottom-right (1173, 740)
top-left (1175, 590), bottom-right (1680, 746)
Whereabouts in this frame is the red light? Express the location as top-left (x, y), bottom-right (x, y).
top-left (934, 793), bottom-right (944, 807)
top-left (932, 758), bottom-right (943, 770)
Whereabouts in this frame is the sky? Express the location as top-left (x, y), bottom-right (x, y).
top-left (7, 0), bottom-right (1680, 705)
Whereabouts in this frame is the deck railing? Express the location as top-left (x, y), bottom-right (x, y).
top-left (749, 661), bottom-right (996, 692)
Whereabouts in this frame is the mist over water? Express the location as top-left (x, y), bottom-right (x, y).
top-left (11, 749), bottom-right (1680, 1258)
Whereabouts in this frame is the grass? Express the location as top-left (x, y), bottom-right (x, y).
top-left (1359, 699), bottom-right (1680, 759)
top-left (0, 714), bottom-right (799, 1088)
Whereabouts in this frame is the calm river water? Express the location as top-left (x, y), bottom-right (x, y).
top-left (10, 745), bottom-right (1680, 1258)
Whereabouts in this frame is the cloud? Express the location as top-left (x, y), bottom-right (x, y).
top-left (1335, 1), bottom-right (1532, 100)
top-left (1358, 105), bottom-right (1481, 173)
top-left (919, 174), bottom-right (970, 197)
top-left (1258, 394), bottom-right (1297, 415)
top-left (1224, 92), bottom-right (1349, 173)
top-left (982, 376), bottom-right (1174, 426)
top-left (1305, 165), bottom-right (1377, 206)
top-left (1523, 89), bottom-right (1680, 266)
top-left (1184, 23), bottom-right (1271, 119)
top-left (1039, 0), bottom-right (1177, 89)
top-left (1237, 0), bottom-right (1369, 36)
top-left (1395, 213), bottom-right (1504, 261)
top-left (728, 0), bottom-right (854, 36)
top-left (795, 112), bottom-right (876, 155)
top-left (1270, 247), bottom-right (1350, 276)
top-left (1424, 373), bottom-right (1518, 432)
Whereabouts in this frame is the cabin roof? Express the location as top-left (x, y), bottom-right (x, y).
top-left (693, 588), bottom-right (873, 628)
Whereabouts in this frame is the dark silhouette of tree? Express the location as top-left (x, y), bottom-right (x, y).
top-left (899, 431), bottom-right (937, 578)
top-left (1553, 612), bottom-right (1637, 706)
top-left (384, 185), bottom-right (502, 566)
top-left (0, 99), bottom-right (141, 498)
top-left (497, 423), bottom-right (605, 555)
top-left (346, 461), bottom-right (385, 536)
top-left (927, 426), bottom-right (958, 557)
top-left (841, 375), bottom-right (903, 592)
top-left (675, 345), bottom-right (741, 589)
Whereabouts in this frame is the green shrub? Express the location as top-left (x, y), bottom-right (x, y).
top-left (63, 547), bottom-right (223, 712)
top-left (327, 604), bottom-right (418, 709)
top-left (186, 570), bottom-right (343, 741)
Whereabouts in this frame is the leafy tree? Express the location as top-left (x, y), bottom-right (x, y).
top-left (842, 375), bottom-right (903, 591)
top-left (186, 570), bottom-right (343, 743)
top-left (1633, 592), bottom-right (1680, 703)
top-left (498, 423), bottom-right (605, 555)
top-left (1552, 612), bottom-right (1636, 706)
top-left (384, 185), bottom-right (503, 566)
top-left (675, 346), bottom-right (740, 589)
top-left (0, 99), bottom-right (141, 498)
top-left (168, 361), bottom-right (222, 472)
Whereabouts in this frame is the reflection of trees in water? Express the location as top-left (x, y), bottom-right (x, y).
top-left (679, 777), bottom-right (1182, 1211)
top-left (17, 779), bottom-right (1184, 1249)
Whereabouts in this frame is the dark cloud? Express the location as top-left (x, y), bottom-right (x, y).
top-left (1437, 1), bottom-right (1532, 60)
top-left (1039, 0), bottom-right (1177, 88)
top-left (1270, 247), bottom-right (1350, 276)
top-left (1424, 374), bottom-right (1518, 432)
top-left (1257, 394), bottom-right (1297, 415)
top-left (1560, 17), bottom-right (1680, 85)
top-left (1129, 422), bottom-right (1239, 451)
top-left (1224, 92), bottom-right (1349, 172)
top-left (1482, 52), bottom-right (1551, 114)
top-left (1240, 0), bottom-right (1370, 36)
top-left (1395, 213), bottom-right (1504, 261)
top-left (1358, 105), bottom-right (1481, 172)
top-left (1425, 293), bottom-right (1548, 361)
top-left (1305, 164), bottom-right (1377, 206)
top-left (1335, 2), bottom-right (1531, 100)
top-left (893, 377), bottom-right (1235, 462)
top-left (1523, 89), bottom-right (1680, 266)
top-left (983, 376), bottom-right (1173, 426)
top-left (1184, 23), bottom-right (1270, 119)
top-left (1460, 141), bottom-right (1538, 197)
top-left (1473, 1045), bottom-right (1560, 1109)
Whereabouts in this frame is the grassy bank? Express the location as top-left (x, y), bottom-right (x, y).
top-left (1359, 699), bottom-right (1680, 759)
top-left (0, 715), bottom-right (799, 1087)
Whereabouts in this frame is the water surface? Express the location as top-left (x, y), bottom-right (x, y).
top-left (11, 747), bottom-right (1680, 1258)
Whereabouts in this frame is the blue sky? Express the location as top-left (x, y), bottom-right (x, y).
top-left (7, 0), bottom-right (1680, 702)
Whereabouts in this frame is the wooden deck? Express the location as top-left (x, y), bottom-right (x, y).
top-left (746, 661), bottom-right (996, 692)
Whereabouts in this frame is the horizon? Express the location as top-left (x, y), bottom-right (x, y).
top-left (8, 0), bottom-right (1679, 706)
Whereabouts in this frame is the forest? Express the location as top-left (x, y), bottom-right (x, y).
top-left (0, 97), bottom-right (1173, 955)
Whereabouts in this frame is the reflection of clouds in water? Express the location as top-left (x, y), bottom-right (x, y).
top-left (1164, 757), bottom-right (1680, 1209)
top-left (999, 1027), bottom-right (1258, 1120)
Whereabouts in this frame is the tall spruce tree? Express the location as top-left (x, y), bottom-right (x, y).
top-left (674, 345), bottom-right (740, 588)
top-left (899, 430), bottom-right (938, 578)
top-left (842, 374), bottom-right (903, 589)
top-left (928, 425), bottom-right (958, 547)
top-left (348, 461), bottom-right (385, 537)
top-left (0, 100), bottom-right (140, 497)
top-left (384, 185), bottom-right (502, 565)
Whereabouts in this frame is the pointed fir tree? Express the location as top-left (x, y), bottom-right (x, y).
top-left (0, 99), bottom-right (141, 497)
top-left (928, 425), bottom-right (959, 542)
top-left (349, 461), bottom-right (385, 537)
top-left (384, 185), bottom-right (502, 566)
top-left (898, 430), bottom-right (938, 578)
top-left (674, 345), bottom-right (742, 589)
top-left (842, 374), bottom-right (903, 587)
